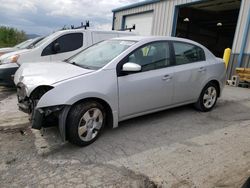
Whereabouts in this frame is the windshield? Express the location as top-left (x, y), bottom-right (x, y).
top-left (14, 39), bottom-right (32, 49)
top-left (33, 32), bottom-right (58, 48)
top-left (26, 37), bottom-right (44, 49)
top-left (13, 38), bottom-right (43, 49)
top-left (69, 40), bottom-right (136, 69)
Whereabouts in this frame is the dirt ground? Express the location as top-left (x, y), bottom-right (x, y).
top-left (0, 86), bottom-right (250, 188)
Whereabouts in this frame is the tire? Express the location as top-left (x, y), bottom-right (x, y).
top-left (194, 82), bottom-right (219, 112)
top-left (67, 101), bottom-right (106, 146)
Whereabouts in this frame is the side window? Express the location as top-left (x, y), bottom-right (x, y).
top-left (128, 41), bottom-right (171, 72)
top-left (42, 33), bottom-right (83, 56)
top-left (173, 42), bottom-right (205, 65)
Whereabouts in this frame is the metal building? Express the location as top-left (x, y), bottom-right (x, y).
top-left (112, 0), bottom-right (250, 77)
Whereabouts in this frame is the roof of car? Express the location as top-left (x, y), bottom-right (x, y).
top-left (112, 36), bottom-right (205, 48)
top-left (55, 29), bottom-right (136, 35)
top-left (113, 35), bottom-right (193, 42)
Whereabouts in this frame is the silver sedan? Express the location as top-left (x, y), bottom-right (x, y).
top-left (14, 36), bottom-right (226, 146)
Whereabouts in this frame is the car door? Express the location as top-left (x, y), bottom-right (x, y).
top-left (117, 41), bottom-right (175, 119)
top-left (41, 33), bottom-right (84, 62)
top-left (172, 41), bottom-right (207, 104)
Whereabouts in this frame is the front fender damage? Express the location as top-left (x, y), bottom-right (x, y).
top-left (31, 105), bottom-right (71, 142)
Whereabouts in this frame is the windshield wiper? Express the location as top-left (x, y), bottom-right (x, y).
top-left (79, 64), bottom-right (93, 69)
top-left (69, 61), bottom-right (92, 69)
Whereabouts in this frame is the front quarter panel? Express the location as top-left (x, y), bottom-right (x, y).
top-left (36, 69), bottom-right (118, 114)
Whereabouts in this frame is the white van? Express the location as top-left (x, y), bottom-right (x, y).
top-left (0, 29), bottom-right (135, 85)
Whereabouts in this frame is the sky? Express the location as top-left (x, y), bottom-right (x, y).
top-left (0, 0), bottom-right (143, 36)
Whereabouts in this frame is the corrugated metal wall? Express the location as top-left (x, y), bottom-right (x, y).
top-left (114, 0), bottom-right (250, 54)
top-left (231, 0), bottom-right (250, 54)
top-left (114, 0), bottom-right (198, 36)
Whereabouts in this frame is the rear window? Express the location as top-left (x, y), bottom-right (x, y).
top-left (173, 42), bottom-right (205, 65)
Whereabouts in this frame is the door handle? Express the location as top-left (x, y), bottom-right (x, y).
top-left (198, 67), bottom-right (206, 72)
top-left (162, 75), bottom-right (172, 81)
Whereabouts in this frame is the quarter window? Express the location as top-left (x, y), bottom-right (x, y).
top-left (128, 41), bottom-right (171, 72)
top-left (42, 33), bottom-right (83, 56)
top-left (173, 42), bottom-right (205, 65)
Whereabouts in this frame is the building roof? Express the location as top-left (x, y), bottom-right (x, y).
top-left (112, 0), bottom-right (161, 12)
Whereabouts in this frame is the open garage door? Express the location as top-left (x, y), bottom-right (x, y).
top-left (124, 12), bottom-right (153, 35)
top-left (174, 0), bottom-right (241, 57)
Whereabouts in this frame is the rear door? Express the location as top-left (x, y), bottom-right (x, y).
top-left (118, 41), bottom-right (175, 118)
top-left (41, 33), bottom-right (84, 61)
top-left (172, 41), bottom-right (207, 104)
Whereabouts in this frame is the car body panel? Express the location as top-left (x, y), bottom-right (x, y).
top-left (0, 63), bottom-right (19, 85)
top-left (0, 48), bottom-right (13, 55)
top-left (14, 62), bottom-right (94, 96)
top-left (173, 60), bottom-right (208, 103)
top-left (36, 69), bottom-right (118, 109)
top-left (118, 66), bottom-right (175, 118)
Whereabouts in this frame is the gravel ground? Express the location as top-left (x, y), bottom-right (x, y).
top-left (0, 86), bottom-right (250, 187)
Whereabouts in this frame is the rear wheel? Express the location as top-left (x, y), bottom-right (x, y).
top-left (195, 83), bottom-right (218, 112)
top-left (67, 101), bottom-right (106, 146)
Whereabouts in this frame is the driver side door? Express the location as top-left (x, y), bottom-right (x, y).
top-left (117, 41), bottom-right (175, 119)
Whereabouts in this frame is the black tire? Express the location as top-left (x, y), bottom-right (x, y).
top-left (67, 101), bottom-right (106, 146)
top-left (194, 82), bottom-right (219, 112)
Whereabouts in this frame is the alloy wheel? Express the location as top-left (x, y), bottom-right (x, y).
top-left (78, 108), bottom-right (103, 142)
top-left (203, 86), bottom-right (217, 109)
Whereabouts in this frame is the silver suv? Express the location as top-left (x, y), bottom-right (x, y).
top-left (14, 36), bottom-right (226, 146)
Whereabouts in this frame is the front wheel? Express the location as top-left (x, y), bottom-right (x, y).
top-left (195, 83), bottom-right (218, 112)
top-left (67, 101), bottom-right (106, 146)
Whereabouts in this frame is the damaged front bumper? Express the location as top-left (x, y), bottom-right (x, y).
top-left (16, 83), bottom-right (71, 141)
top-left (31, 105), bottom-right (71, 142)
top-left (16, 83), bottom-right (31, 113)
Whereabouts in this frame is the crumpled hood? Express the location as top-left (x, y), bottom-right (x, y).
top-left (14, 61), bottom-right (94, 87)
top-left (0, 49), bottom-right (30, 60)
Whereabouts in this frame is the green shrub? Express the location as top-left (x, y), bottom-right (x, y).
top-left (0, 26), bottom-right (27, 47)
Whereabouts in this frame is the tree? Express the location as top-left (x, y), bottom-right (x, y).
top-left (0, 26), bottom-right (27, 47)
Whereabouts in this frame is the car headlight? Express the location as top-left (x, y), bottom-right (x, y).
top-left (0, 54), bottom-right (20, 64)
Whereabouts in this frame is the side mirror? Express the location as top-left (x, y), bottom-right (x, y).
top-left (52, 42), bottom-right (60, 53)
top-left (122, 62), bottom-right (141, 72)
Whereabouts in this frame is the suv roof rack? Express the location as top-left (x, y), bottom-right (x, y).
top-left (71, 21), bottom-right (90, 30)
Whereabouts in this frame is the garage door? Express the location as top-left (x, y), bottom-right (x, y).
top-left (124, 12), bottom-right (153, 36)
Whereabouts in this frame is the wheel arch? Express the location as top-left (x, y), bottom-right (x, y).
top-left (69, 97), bottom-right (114, 129)
top-left (207, 79), bottom-right (221, 97)
top-left (29, 85), bottom-right (54, 99)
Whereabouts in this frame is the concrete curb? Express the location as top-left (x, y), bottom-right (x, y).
top-left (0, 116), bottom-right (29, 131)
top-left (0, 123), bottom-right (29, 131)
top-left (0, 91), bottom-right (30, 131)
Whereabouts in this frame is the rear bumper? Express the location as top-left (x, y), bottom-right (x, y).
top-left (0, 63), bottom-right (18, 86)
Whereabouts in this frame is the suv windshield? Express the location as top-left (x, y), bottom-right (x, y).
top-left (69, 40), bottom-right (136, 70)
top-left (14, 39), bottom-right (33, 49)
top-left (14, 37), bottom-right (43, 49)
top-left (33, 32), bottom-right (60, 48)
